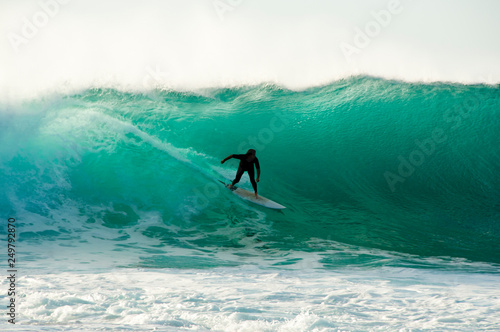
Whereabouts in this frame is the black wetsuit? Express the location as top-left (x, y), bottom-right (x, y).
top-left (231, 154), bottom-right (260, 192)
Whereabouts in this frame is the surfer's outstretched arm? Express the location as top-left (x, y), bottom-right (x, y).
top-left (221, 155), bottom-right (233, 164)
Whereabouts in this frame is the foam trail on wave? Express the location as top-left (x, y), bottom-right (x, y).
top-left (45, 108), bottom-right (219, 183)
top-left (101, 113), bottom-right (220, 182)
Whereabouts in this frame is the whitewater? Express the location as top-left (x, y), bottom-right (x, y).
top-left (1, 0), bottom-right (500, 331)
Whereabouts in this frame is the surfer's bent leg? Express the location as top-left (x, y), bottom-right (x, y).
top-left (232, 167), bottom-right (244, 186)
top-left (247, 168), bottom-right (257, 193)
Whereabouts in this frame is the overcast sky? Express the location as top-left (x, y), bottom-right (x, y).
top-left (1, 0), bottom-right (499, 99)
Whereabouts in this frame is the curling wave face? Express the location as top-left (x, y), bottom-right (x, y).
top-left (1, 76), bottom-right (499, 266)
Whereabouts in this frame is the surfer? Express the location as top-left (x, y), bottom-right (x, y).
top-left (221, 149), bottom-right (260, 198)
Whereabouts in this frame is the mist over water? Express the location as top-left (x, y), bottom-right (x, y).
top-left (2, 0), bottom-right (500, 101)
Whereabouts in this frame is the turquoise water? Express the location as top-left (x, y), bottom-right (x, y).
top-left (1, 76), bottom-right (500, 330)
top-left (2, 76), bottom-right (499, 266)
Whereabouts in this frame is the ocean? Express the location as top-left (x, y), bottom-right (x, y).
top-left (1, 0), bottom-right (500, 331)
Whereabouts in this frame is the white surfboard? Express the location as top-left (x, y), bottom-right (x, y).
top-left (219, 181), bottom-right (286, 210)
